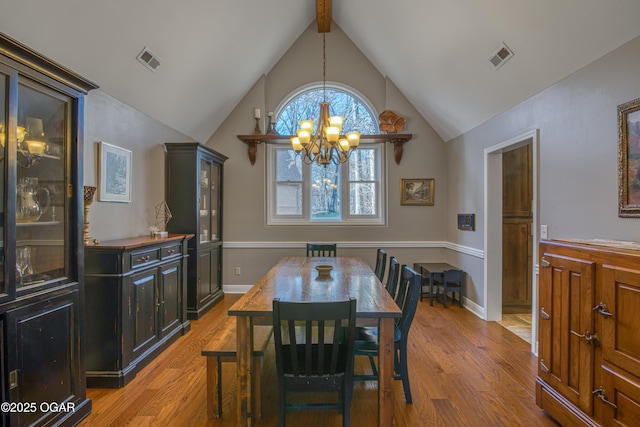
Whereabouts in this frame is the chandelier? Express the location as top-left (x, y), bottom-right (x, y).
top-left (290, 33), bottom-right (360, 165)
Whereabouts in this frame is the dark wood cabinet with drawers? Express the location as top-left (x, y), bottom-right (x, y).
top-left (84, 234), bottom-right (192, 388)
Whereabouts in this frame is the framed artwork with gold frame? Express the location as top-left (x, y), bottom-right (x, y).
top-left (618, 97), bottom-right (640, 217)
top-left (400, 178), bottom-right (434, 206)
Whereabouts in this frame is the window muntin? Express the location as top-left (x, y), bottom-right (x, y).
top-left (268, 85), bottom-right (385, 225)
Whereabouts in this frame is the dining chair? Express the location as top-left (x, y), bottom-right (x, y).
top-left (432, 269), bottom-right (464, 308)
top-left (272, 298), bottom-right (357, 427)
top-left (306, 243), bottom-right (337, 257)
top-left (374, 249), bottom-right (387, 282)
top-left (353, 265), bottom-right (421, 403)
top-left (384, 256), bottom-right (400, 299)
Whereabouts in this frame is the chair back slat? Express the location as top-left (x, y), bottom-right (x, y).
top-left (273, 298), bottom-right (356, 377)
top-left (396, 266), bottom-right (421, 334)
top-left (385, 257), bottom-right (400, 299)
top-left (306, 243), bottom-right (337, 257)
top-left (374, 249), bottom-right (387, 282)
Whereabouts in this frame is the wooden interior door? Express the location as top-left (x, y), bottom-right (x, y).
top-left (502, 144), bottom-right (533, 311)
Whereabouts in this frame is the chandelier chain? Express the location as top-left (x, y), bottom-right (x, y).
top-left (323, 32), bottom-right (326, 102)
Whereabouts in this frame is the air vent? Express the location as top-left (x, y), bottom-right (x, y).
top-left (488, 43), bottom-right (514, 70)
top-left (136, 47), bottom-right (161, 72)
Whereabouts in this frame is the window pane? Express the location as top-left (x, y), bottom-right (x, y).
top-left (276, 183), bottom-right (302, 215)
top-left (276, 149), bottom-right (302, 181)
top-left (350, 183), bottom-right (376, 215)
top-left (311, 163), bottom-right (341, 220)
top-left (349, 148), bottom-right (376, 181)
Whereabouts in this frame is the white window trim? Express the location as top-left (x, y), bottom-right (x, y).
top-left (266, 143), bottom-right (387, 226)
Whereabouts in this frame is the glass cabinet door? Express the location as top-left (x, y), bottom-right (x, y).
top-left (199, 158), bottom-right (212, 243)
top-left (15, 78), bottom-right (70, 288)
top-left (0, 70), bottom-right (6, 297)
top-left (211, 163), bottom-right (220, 242)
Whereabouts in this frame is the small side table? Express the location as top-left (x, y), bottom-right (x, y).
top-left (413, 262), bottom-right (459, 303)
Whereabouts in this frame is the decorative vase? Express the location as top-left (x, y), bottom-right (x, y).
top-left (83, 186), bottom-right (99, 245)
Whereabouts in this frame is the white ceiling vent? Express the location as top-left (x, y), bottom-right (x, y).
top-left (136, 47), bottom-right (161, 72)
top-left (488, 43), bottom-right (514, 70)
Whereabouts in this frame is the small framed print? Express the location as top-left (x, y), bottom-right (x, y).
top-left (98, 141), bottom-right (132, 202)
top-left (400, 178), bottom-right (434, 206)
top-left (457, 213), bottom-right (475, 231)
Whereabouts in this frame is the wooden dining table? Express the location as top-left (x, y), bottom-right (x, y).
top-left (228, 256), bottom-right (402, 426)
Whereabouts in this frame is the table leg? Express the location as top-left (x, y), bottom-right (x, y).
top-left (236, 316), bottom-right (253, 427)
top-left (378, 317), bottom-right (395, 426)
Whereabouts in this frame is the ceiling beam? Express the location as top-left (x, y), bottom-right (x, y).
top-left (316, 0), bottom-right (331, 33)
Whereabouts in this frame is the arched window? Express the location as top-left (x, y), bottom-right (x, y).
top-left (267, 85), bottom-right (386, 225)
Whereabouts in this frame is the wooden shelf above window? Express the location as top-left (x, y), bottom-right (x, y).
top-left (237, 133), bottom-right (412, 165)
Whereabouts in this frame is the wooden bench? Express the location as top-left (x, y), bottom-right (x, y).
top-left (201, 318), bottom-right (273, 419)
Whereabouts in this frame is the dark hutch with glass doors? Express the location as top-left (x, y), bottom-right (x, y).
top-left (0, 33), bottom-right (97, 426)
top-left (164, 143), bottom-right (227, 319)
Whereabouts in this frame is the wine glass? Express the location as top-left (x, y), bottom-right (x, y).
top-left (16, 246), bottom-right (31, 286)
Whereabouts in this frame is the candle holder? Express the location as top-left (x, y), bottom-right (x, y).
top-left (83, 186), bottom-right (99, 245)
top-left (267, 118), bottom-right (278, 135)
top-left (253, 117), bottom-right (263, 135)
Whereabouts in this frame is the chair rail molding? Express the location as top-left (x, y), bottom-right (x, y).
top-left (223, 241), bottom-right (484, 259)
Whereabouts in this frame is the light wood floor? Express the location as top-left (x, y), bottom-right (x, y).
top-left (82, 294), bottom-right (559, 426)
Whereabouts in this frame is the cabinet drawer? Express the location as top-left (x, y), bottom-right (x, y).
top-left (130, 248), bottom-right (160, 268)
top-left (599, 364), bottom-right (640, 426)
top-left (161, 243), bottom-right (182, 260)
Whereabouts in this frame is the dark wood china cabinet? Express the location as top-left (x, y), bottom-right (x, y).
top-left (0, 33), bottom-right (97, 426)
top-left (164, 143), bottom-right (227, 319)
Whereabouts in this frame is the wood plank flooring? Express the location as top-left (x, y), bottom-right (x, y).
top-left (82, 294), bottom-right (559, 426)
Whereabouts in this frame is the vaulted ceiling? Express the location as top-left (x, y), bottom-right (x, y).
top-left (2, 0), bottom-right (640, 143)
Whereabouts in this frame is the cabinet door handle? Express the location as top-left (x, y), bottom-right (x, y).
top-left (541, 257), bottom-right (550, 268)
top-left (540, 307), bottom-right (550, 320)
top-left (592, 386), bottom-right (618, 408)
top-left (168, 249), bottom-right (175, 254)
top-left (539, 359), bottom-right (549, 373)
top-left (571, 330), bottom-right (600, 346)
top-left (592, 302), bottom-right (613, 318)
top-left (137, 255), bottom-right (151, 262)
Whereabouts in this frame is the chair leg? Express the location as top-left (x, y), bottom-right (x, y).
top-left (278, 380), bottom-right (286, 427)
top-left (368, 354), bottom-right (378, 377)
top-left (398, 341), bottom-right (412, 403)
top-left (343, 383), bottom-right (352, 427)
top-left (442, 287), bottom-right (447, 308)
top-left (458, 290), bottom-right (463, 308)
top-left (429, 276), bottom-right (434, 306)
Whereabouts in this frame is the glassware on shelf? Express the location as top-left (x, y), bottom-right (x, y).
top-left (16, 246), bottom-right (32, 286)
top-left (17, 177), bottom-right (50, 222)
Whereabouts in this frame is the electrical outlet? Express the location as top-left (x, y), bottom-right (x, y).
top-left (540, 225), bottom-right (548, 240)
top-left (235, 267), bottom-right (241, 276)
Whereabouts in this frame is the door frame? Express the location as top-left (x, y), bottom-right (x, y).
top-left (484, 129), bottom-right (539, 354)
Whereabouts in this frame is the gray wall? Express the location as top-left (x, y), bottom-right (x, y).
top-left (446, 35), bottom-right (640, 312)
top-left (204, 23), bottom-right (448, 288)
top-left (79, 25), bottom-right (640, 314)
top-left (83, 90), bottom-right (194, 241)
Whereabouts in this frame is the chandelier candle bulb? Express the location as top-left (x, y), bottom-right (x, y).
top-left (326, 126), bottom-right (339, 142)
top-left (347, 132), bottom-right (361, 147)
top-left (297, 129), bottom-right (311, 145)
top-left (291, 137), bottom-right (303, 152)
top-left (329, 116), bottom-right (343, 132)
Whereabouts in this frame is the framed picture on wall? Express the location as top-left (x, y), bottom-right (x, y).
top-left (618, 97), bottom-right (640, 217)
top-left (400, 178), bottom-right (434, 206)
top-left (98, 141), bottom-right (132, 202)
